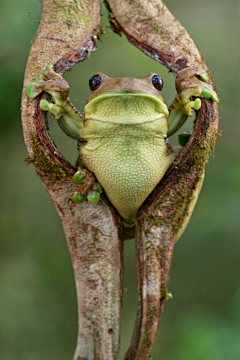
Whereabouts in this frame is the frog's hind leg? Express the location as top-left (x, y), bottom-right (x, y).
top-left (72, 168), bottom-right (103, 204)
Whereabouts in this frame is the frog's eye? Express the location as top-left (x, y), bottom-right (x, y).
top-left (89, 74), bottom-right (102, 91)
top-left (151, 75), bottom-right (164, 91)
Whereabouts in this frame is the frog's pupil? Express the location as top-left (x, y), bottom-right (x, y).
top-left (151, 75), bottom-right (163, 91)
top-left (89, 74), bottom-right (102, 91)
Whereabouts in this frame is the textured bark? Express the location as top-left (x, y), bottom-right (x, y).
top-left (22, 1), bottom-right (219, 360)
top-left (22, 1), bottom-right (123, 359)
top-left (106, 1), bottom-right (219, 359)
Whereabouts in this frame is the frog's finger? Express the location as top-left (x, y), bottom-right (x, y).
top-left (43, 63), bottom-right (54, 74)
top-left (177, 76), bottom-right (217, 93)
top-left (35, 79), bottom-right (69, 100)
top-left (176, 67), bottom-right (219, 103)
top-left (43, 63), bottom-right (62, 81)
top-left (200, 85), bottom-right (219, 103)
top-left (180, 83), bottom-right (218, 107)
top-left (178, 87), bottom-right (203, 116)
top-left (197, 68), bottom-right (209, 83)
top-left (179, 88), bottom-right (202, 105)
top-left (184, 80), bottom-right (219, 103)
top-left (40, 99), bottom-right (64, 119)
top-left (26, 81), bottom-right (44, 99)
top-left (183, 98), bottom-right (201, 116)
top-left (177, 67), bottom-right (209, 87)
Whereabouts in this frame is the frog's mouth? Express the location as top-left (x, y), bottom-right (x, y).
top-left (84, 92), bottom-right (169, 124)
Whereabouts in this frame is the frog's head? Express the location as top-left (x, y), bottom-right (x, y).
top-left (84, 73), bottom-right (169, 124)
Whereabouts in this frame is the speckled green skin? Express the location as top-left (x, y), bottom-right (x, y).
top-left (82, 94), bottom-right (174, 222)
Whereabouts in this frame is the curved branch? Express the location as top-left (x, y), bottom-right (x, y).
top-left (22, 1), bottom-right (219, 359)
top-left (106, 1), bottom-right (219, 359)
top-left (21, 1), bottom-right (123, 359)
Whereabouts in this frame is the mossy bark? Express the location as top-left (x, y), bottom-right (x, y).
top-left (22, 1), bottom-right (219, 360)
top-left (22, 1), bottom-right (123, 360)
top-left (106, 1), bottom-right (219, 359)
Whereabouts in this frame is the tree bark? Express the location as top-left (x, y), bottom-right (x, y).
top-left (22, 1), bottom-right (219, 359)
top-left (22, 1), bottom-right (123, 359)
top-left (106, 1), bottom-right (219, 359)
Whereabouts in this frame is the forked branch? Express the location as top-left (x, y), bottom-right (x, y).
top-left (22, 1), bottom-right (219, 359)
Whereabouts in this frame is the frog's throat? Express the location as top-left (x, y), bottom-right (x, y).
top-left (84, 92), bottom-right (169, 124)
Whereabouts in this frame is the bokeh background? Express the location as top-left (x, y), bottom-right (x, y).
top-left (1, 0), bottom-right (240, 359)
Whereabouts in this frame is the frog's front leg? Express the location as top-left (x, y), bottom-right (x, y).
top-left (26, 64), bottom-right (102, 204)
top-left (167, 67), bottom-right (219, 138)
top-left (26, 63), bottom-right (84, 141)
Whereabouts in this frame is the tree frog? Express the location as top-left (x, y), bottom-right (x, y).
top-left (26, 65), bottom-right (218, 224)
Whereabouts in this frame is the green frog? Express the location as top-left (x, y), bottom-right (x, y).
top-left (26, 64), bottom-right (218, 224)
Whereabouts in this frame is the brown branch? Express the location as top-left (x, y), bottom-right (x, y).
top-left (21, 1), bottom-right (124, 359)
top-left (22, 0), bottom-right (219, 359)
top-left (106, 1), bottom-right (219, 359)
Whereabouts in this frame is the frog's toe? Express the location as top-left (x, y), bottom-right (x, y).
top-left (72, 192), bottom-right (86, 203)
top-left (87, 190), bottom-right (101, 204)
top-left (96, 182), bottom-right (103, 195)
top-left (72, 170), bottom-right (86, 184)
top-left (87, 181), bottom-right (102, 203)
top-left (72, 168), bottom-right (102, 204)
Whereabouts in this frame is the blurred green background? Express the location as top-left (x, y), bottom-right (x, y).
top-left (0, 0), bottom-right (240, 359)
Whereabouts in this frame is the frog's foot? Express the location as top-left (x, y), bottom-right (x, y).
top-left (72, 168), bottom-right (103, 204)
top-left (26, 63), bottom-right (70, 119)
top-left (175, 67), bottom-right (219, 116)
